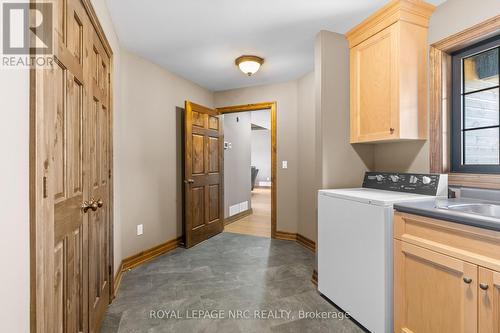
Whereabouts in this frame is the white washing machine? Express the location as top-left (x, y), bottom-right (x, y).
top-left (318, 172), bottom-right (448, 333)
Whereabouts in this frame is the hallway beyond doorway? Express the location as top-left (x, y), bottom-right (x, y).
top-left (225, 188), bottom-right (271, 238)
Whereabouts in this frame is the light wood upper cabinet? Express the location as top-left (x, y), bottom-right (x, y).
top-left (394, 212), bottom-right (500, 333)
top-left (346, 0), bottom-right (435, 143)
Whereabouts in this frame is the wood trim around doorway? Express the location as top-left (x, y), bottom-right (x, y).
top-left (429, 15), bottom-right (500, 188)
top-left (216, 102), bottom-right (277, 238)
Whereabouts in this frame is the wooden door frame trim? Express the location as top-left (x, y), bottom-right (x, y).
top-left (429, 15), bottom-right (500, 188)
top-left (29, 0), bottom-right (114, 331)
top-left (216, 102), bottom-right (277, 239)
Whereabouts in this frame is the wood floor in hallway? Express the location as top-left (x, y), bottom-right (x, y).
top-left (224, 187), bottom-right (271, 238)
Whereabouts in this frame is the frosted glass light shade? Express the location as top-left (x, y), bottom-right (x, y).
top-left (235, 55), bottom-right (264, 76)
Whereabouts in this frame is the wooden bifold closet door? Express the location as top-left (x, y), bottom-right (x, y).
top-left (34, 0), bottom-right (113, 332)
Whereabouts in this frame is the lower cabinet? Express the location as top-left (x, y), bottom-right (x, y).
top-left (478, 268), bottom-right (500, 333)
top-left (394, 239), bottom-right (477, 333)
top-left (394, 212), bottom-right (500, 333)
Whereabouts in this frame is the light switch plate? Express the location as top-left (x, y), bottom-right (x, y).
top-left (137, 224), bottom-right (143, 236)
top-left (282, 160), bottom-right (288, 169)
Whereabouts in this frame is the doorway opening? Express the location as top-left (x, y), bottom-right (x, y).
top-left (181, 101), bottom-right (277, 247)
top-left (217, 103), bottom-right (277, 239)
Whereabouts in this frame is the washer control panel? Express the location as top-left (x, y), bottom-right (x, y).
top-left (362, 172), bottom-right (445, 196)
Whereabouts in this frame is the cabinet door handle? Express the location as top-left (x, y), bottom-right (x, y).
top-left (463, 277), bottom-right (472, 284)
top-left (480, 283), bottom-right (489, 290)
top-left (390, 128), bottom-right (395, 134)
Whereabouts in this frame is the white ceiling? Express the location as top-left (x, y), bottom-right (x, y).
top-left (106, 0), bottom-right (444, 92)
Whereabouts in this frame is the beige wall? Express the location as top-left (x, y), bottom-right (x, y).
top-left (119, 50), bottom-right (214, 258)
top-left (428, 0), bottom-right (500, 44)
top-left (297, 72), bottom-right (318, 241)
top-left (373, 142), bottom-right (429, 172)
top-left (315, 30), bottom-right (374, 189)
top-left (372, 0), bottom-right (500, 173)
top-left (215, 81), bottom-right (300, 234)
top-left (307, 30), bottom-right (375, 243)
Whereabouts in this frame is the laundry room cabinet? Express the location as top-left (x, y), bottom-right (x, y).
top-left (346, 0), bottom-right (435, 143)
top-left (394, 212), bottom-right (500, 333)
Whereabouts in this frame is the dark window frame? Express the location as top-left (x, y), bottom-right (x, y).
top-left (451, 35), bottom-right (500, 174)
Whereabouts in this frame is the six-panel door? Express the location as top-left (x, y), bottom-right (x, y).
top-left (51, 0), bottom-right (112, 331)
top-left (88, 26), bottom-right (111, 333)
top-left (184, 102), bottom-right (224, 248)
top-left (52, 0), bottom-right (89, 331)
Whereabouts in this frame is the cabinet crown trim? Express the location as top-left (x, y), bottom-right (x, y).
top-left (345, 0), bottom-right (435, 48)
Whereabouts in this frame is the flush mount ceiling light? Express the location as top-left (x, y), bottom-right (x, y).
top-left (235, 55), bottom-right (264, 76)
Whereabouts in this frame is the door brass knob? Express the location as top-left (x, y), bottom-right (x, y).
top-left (81, 201), bottom-right (92, 213)
top-left (184, 179), bottom-right (195, 184)
top-left (97, 199), bottom-right (104, 208)
top-left (81, 199), bottom-right (98, 213)
top-left (90, 199), bottom-right (98, 212)
top-left (463, 277), bottom-right (473, 284)
top-left (480, 283), bottom-right (489, 291)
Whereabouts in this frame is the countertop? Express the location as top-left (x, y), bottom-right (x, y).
top-left (394, 198), bottom-right (500, 232)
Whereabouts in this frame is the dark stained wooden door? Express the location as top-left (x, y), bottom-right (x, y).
top-left (184, 101), bottom-right (224, 248)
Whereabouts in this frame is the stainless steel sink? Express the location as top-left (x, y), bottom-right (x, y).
top-left (439, 203), bottom-right (500, 219)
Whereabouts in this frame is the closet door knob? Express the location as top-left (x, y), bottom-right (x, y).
top-left (82, 199), bottom-right (98, 213)
top-left (90, 200), bottom-right (98, 212)
top-left (463, 277), bottom-right (472, 284)
top-left (81, 201), bottom-right (92, 213)
top-left (480, 283), bottom-right (489, 291)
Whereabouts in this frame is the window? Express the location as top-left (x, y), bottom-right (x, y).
top-left (451, 35), bottom-right (500, 173)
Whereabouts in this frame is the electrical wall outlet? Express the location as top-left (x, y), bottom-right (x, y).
top-left (137, 224), bottom-right (143, 236)
top-left (282, 160), bottom-right (288, 169)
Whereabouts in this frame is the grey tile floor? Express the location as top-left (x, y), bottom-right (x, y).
top-left (101, 232), bottom-right (365, 333)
